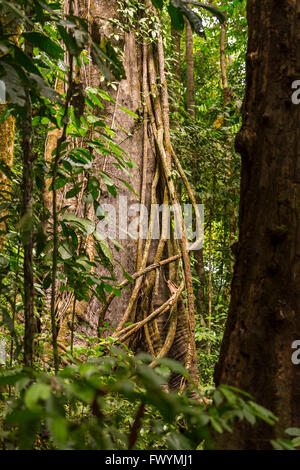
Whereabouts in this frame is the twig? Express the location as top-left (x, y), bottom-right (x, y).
top-left (128, 402), bottom-right (145, 450)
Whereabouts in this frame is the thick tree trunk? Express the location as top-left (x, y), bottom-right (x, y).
top-left (215, 0), bottom-right (300, 449)
top-left (80, 1), bottom-right (148, 332)
top-left (0, 16), bottom-right (16, 251)
top-left (45, 0), bottom-right (199, 387)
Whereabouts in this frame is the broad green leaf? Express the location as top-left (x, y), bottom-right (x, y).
top-left (25, 383), bottom-right (51, 411)
top-left (151, 0), bottom-right (164, 9)
top-left (167, 4), bottom-right (185, 31)
top-left (97, 238), bottom-right (113, 264)
top-left (286, 428), bottom-right (300, 437)
top-left (61, 213), bottom-right (95, 235)
top-left (58, 242), bottom-right (73, 260)
top-left (22, 32), bottom-right (64, 59)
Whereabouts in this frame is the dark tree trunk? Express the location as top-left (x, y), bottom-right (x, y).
top-left (215, 0), bottom-right (300, 450)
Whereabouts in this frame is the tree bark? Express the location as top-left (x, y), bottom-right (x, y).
top-left (45, 0), bottom-right (199, 387)
top-left (0, 107), bottom-right (14, 251)
top-left (215, 0), bottom-right (300, 449)
top-left (0, 17), bottom-right (16, 251)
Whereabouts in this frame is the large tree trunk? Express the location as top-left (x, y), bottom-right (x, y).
top-left (215, 0), bottom-right (300, 449)
top-left (0, 107), bottom-right (14, 251)
top-left (46, 0), bottom-right (199, 387)
top-left (0, 17), bottom-right (16, 251)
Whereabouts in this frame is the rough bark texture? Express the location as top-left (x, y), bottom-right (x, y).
top-left (44, 0), bottom-right (199, 388)
top-left (78, 0), bottom-right (150, 333)
top-left (0, 15), bottom-right (16, 251)
top-left (0, 107), bottom-right (14, 251)
top-left (215, 0), bottom-right (300, 450)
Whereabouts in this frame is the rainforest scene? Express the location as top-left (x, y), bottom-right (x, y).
top-left (0, 0), bottom-right (299, 452)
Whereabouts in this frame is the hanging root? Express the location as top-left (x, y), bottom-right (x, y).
top-left (98, 2), bottom-right (200, 390)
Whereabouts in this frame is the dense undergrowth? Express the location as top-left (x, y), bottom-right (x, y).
top-left (0, 345), bottom-right (285, 450)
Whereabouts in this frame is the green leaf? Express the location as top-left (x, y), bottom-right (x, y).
top-left (58, 242), bottom-right (74, 260)
top-left (109, 237), bottom-right (124, 252)
top-left (151, 0), bottom-right (164, 9)
top-left (292, 437), bottom-right (300, 447)
top-left (57, 25), bottom-right (82, 56)
top-left (47, 416), bottom-right (68, 448)
top-left (25, 383), bottom-right (51, 412)
top-left (118, 178), bottom-right (139, 197)
top-left (0, 372), bottom-right (26, 387)
top-left (286, 428), bottom-right (300, 437)
top-left (154, 357), bottom-right (189, 377)
top-left (22, 32), bottom-right (64, 59)
top-left (0, 255), bottom-right (10, 267)
top-left (118, 106), bottom-right (138, 118)
top-left (13, 46), bottom-right (41, 76)
top-left (96, 237), bottom-right (114, 264)
top-left (1, 0), bottom-right (33, 24)
top-left (248, 401), bottom-right (277, 425)
top-left (271, 439), bottom-right (295, 451)
top-left (66, 184), bottom-right (81, 199)
top-left (166, 431), bottom-right (192, 450)
top-left (213, 390), bottom-right (223, 407)
top-left (210, 417), bottom-right (223, 433)
top-left (61, 213), bottom-right (95, 235)
top-left (116, 261), bottom-right (134, 284)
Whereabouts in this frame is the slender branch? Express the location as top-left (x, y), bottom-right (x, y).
top-left (128, 402), bottom-right (145, 450)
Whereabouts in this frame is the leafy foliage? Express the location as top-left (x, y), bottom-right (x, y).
top-left (0, 347), bottom-right (277, 450)
top-left (0, 0), bottom-right (289, 452)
